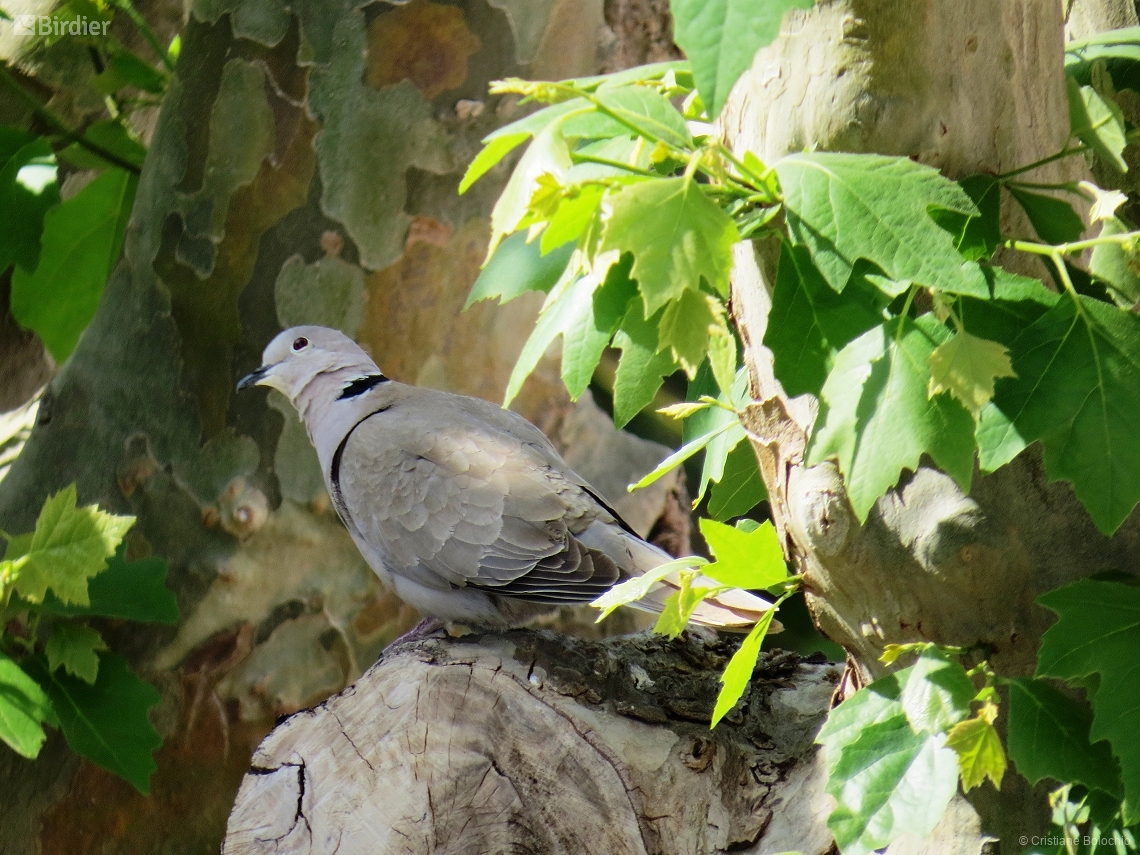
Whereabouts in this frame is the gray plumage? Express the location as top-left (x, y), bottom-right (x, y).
top-left (239, 326), bottom-right (771, 628)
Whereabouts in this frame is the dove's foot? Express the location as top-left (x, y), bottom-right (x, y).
top-left (383, 617), bottom-right (447, 652)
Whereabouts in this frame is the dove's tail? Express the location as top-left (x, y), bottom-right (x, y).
top-left (579, 521), bottom-right (781, 632)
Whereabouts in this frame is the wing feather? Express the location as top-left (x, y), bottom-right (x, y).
top-left (336, 396), bottom-right (625, 602)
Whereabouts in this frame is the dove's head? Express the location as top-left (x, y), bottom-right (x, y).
top-left (237, 326), bottom-right (382, 409)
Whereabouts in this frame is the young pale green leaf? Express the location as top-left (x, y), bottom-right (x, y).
top-left (1036, 580), bottom-right (1140, 821)
top-left (503, 255), bottom-right (636, 406)
top-left (671, 0), bottom-right (815, 118)
top-left (710, 604), bottom-right (780, 726)
top-left (808, 316), bottom-right (976, 522)
top-left (682, 366), bottom-right (752, 502)
top-left (1007, 677), bottom-right (1122, 798)
top-left (612, 302), bottom-right (679, 428)
top-left (708, 441), bottom-right (767, 521)
top-left (10, 167), bottom-right (137, 362)
top-left (562, 85), bottom-right (692, 149)
top-left (0, 651), bottom-right (57, 759)
top-left (599, 176), bottom-right (740, 315)
top-left (928, 175), bottom-right (1001, 262)
top-left (945, 704), bottom-right (1006, 791)
top-left (487, 122), bottom-right (572, 260)
top-left (27, 652), bottom-right (162, 795)
top-left (461, 98), bottom-right (598, 194)
top-left (45, 623), bottom-right (107, 684)
top-left (1089, 217), bottom-right (1140, 307)
top-left (927, 331), bottom-right (1016, 417)
top-left (1007, 186), bottom-right (1085, 245)
top-left (656, 288), bottom-right (728, 379)
top-left (465, 230), bottom-right (576, 309)
top-left (698, 518), bottom-right (787, 590)
top-left (36, 544), bottom-right (178, 624)
top-left (591, 557), bottom-right (707, 620)
top-left (826, 716), bottom-right (960, 855)
top-left (459, 131), bottom-right (529, 194)
top-left (773, 153), bottom-right (978, 295)
top-left (898, 648), bottom-right (975, 734)
top-left (991, 295), bottom-right (1140, 534)
top-left (628, 418), bottom-right (737, 493)
top-left (764, 242), bottom-right (887, 397)
top-left (0, 133), bottom-right (59, 274)
top-left (1068, 76), bottom-right (1128, 172)
top-left (707, 313), bottom-right (737, 400)
top-left (540, 183), bottom-right (606, 255)
top-left (817, 671), bottom-right (907, 774)
top-left (7, 484), bottom-right (135, 606)
top-left (652, 576), bottom-right (709, 640)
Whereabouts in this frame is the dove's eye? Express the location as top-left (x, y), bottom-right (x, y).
top-left (292, 337), bottom-right (309, 351)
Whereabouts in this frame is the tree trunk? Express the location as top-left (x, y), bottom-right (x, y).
top-left (223, 631), bottom-right (840, 855)
top-left (722, 0), bottom-right (1140, 847)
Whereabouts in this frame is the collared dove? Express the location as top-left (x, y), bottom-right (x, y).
top-left (238, 326), bottom-right (773, 629)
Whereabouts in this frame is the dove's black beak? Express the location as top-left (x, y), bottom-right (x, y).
top-left (237, 365), bottom-right (269, 391)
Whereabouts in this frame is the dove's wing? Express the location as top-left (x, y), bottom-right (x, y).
top-left (333, 394), bottom-right (627, 604)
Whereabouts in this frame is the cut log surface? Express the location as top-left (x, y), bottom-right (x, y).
top-left (223, 630), bottom-right (842, 855)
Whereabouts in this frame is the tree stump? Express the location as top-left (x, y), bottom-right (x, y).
top-left (223, 630), bottom-right (841, 855)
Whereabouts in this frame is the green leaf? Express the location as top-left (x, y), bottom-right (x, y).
top-left (1068, 76), bottom-right (1128, 172)
top-left (928, 175), bottom-right (1001, 262)
top-left (698, 518), bottom-right (787, 590)
top-left (1089, 217), bottom-right (1140, 307)
top-left (540, 183), bottom-right (606, 255)
top-left (487, 122), bottom-right (572, 260)
top-left (0, 651), bottom-right (57, 759)
top-left (59, 120), bottom-right (147, 171)
top-left (807, 316), bottom-right (976, 522)
top-left (0, 134), bottom-right (60, 274)
top-left (10, 167), bottom-right (138, 362)
top-left (7, 485), bottom-right (135, 606)
top-left (1036, 580), bottom-right (1140, 822)
top-left (1007, 186), bottom-right (1085, 245)
top-left (708, 441), bottom-right (767, 521)
top-left (113, 49), bottom-right (168, 95)
top-left (656, 288), bottom-right (729, 378)
top-left (652, 575), bottom-right (709, 640)
top-left (27, 652), bottom-right (162, 794)
top-left (927, 331), bottom-right (1016, 417)
top-left (827, 715), bottom-right (960, 855)
top-left (591, 557), bottom-right (707, 620)
top-left (599, 176), bottom-right (740, 315)
top-left (628, 417), bottom-right (737, 493)
top-left (467, 230), bottom-right (576, 309)
top-left (817, 671), bottom-right (907, 774)
top-left (710, 605), bottom-right (780, 726)
top-left (504, 255), bottom-right (636, 406)
top-left (945, 707), bottom-right (1006, 791)
top-left (1007, 677), bottom-right (1122, 798)
top-left (562, 85), bottom-right (692, 148)
top-left (459, 132), bottom-right (529, 194)
top-left (991, 295), bottom-right (1140, 534)
top-left (45, 624), bottom-right (107, 684)
top-left (898, 648), bottom-right (975, 734)
top-left (682, 366), bottom-right (752, 502)
top-left (36, 544), bottom-right (178, 624)
top-left (764, 242), bottom-right (887, 397)
top-left (611, 301), bottom-right (679, 428)
top-left (671, 0), bottom-right (815, 118)
top-left (773, 153), bottom-right (978, 295)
